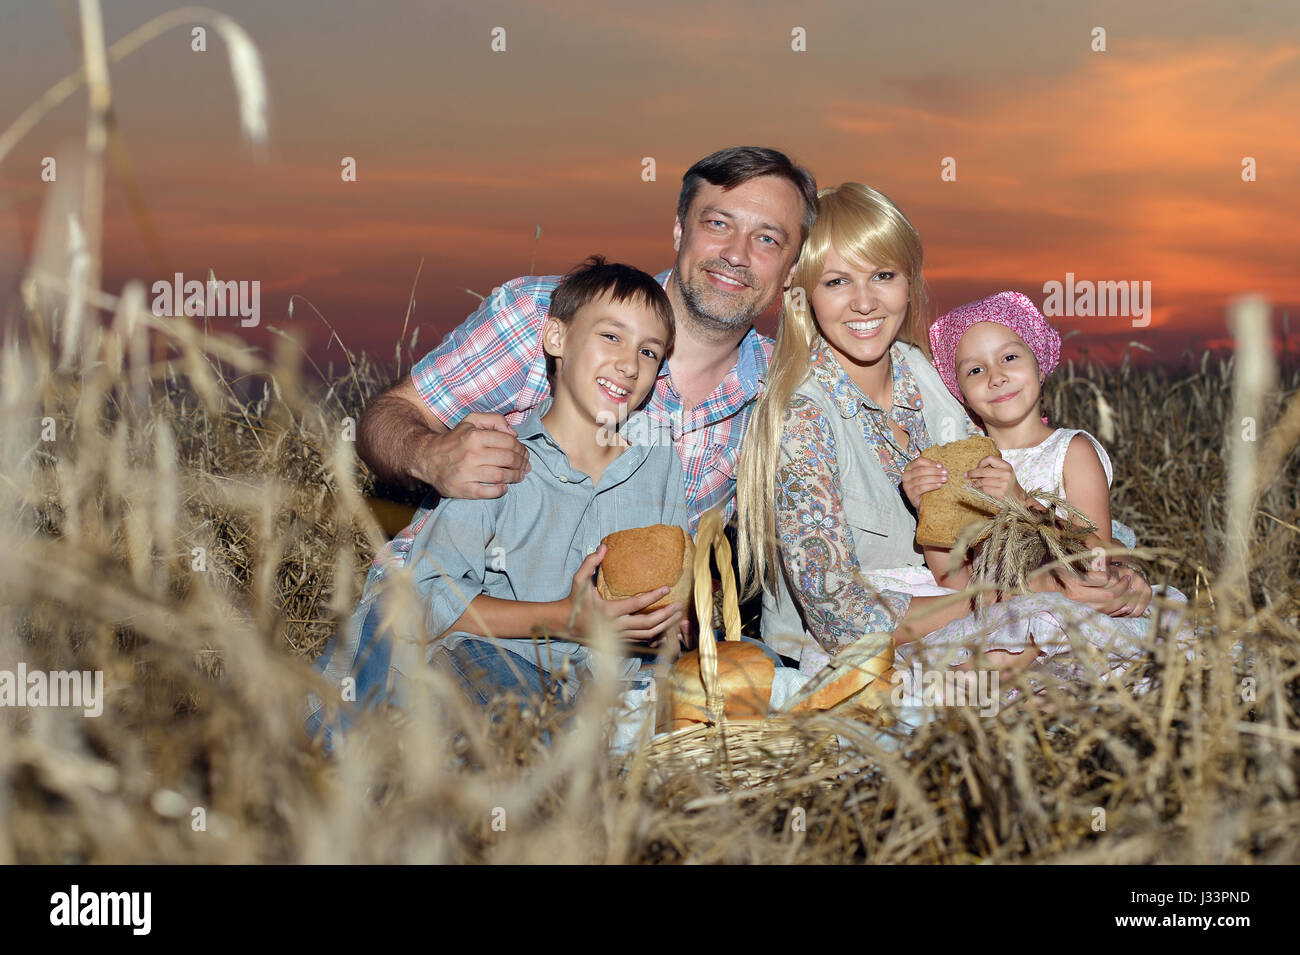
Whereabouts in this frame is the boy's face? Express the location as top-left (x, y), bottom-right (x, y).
top-left (954, 321), bottom-right (1043, 427)
top-left (543, 291), bottom-right (669, 427)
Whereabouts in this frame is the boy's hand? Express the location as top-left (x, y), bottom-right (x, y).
top-left (902, 456), bottom-right (947, 509)
top-left (566, 546), bottom-right (684, 648)
top-left (675, 617), bottom-right (695, 653)
top-left (965, 455), bottom-right (1025, 503)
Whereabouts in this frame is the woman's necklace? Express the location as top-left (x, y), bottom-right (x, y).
top-left (882, 415), bottom-right (911, 458)
top-left (876, 356), bottom-right (914, 457)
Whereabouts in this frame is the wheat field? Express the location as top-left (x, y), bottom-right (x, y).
top-left (2, 2), bottom-right (1297, 865)
top-left (1, 280), bottom-right (1297, 863)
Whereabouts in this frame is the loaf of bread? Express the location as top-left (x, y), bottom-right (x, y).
top-left (783, 631), bottom-right (895, 718)
top-left (916, 436), bottom-right (1002, 548)
top-left (663, 641), bottom-right (774, 731)
top-left (596, 524), bottom-right (694, 611)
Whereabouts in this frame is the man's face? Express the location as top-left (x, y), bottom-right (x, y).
top-left (671, 175), bottom-right (805, 332)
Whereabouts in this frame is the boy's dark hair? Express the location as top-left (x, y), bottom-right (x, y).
top-left (549, 255), bottom-right (675, 354)
top-left (676, 146), bottom-right (818, 249)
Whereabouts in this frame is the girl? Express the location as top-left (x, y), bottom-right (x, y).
top-left (913, 291), bottom-right (1138, 587)
top-left (890, 292), bottom-right (1193, 680)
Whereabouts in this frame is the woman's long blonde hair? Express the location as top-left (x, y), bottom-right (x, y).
top-left (736, 182), bottom-right (929, 599)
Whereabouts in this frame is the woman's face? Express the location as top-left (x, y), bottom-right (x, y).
top-left (810, 245), bottom-right (910, 372)
top-left (954, 321), bottom-right (1043, 427)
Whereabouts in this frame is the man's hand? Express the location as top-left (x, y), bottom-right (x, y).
top-left (356, 375), bottom-right (532, 495)
top-left (902, 456), bottom-right (948, 509)
top-left (966, 455), bottom-right (1025, 503)
top-left (417, 413), bottom-right (531, 500)
top-left (565, 546), bottom-right (685, 648)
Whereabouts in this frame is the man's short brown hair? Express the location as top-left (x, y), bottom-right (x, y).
top-left (676, 146), bottom-right (818, 249)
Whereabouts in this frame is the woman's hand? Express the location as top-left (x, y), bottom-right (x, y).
top-left (1106, 562), bottom-right (1154, 617)
top-left (565, 546), bottom-right (685, 648)
top-left (966, 455), bottom-right (1025, 503)
top-left (1028, 562), bottom-right (1152, 617)
top-left (902, 455), bottom-right (948, 509)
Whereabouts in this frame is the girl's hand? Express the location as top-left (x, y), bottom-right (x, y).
top-left (966, 455), bottom-right (1025, 503)
top-left (566, 546), bottom-right (685, 648)
top-left (902, 456), bottom-right (948, 509)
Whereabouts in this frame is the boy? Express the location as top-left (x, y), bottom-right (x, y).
top-left (308, 257), bottom-right (689, 744)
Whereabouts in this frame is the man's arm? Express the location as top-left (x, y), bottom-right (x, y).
top-left (355, 375), bottom-right (446, 485)
top-left (356, 376), bottom-right (529, 499)
top-left (356, 278), bottom-right (554, 498)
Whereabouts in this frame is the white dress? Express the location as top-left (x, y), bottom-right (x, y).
top-left (1001, 429), bottom-right (1136, 547)
top-left (855, 429), bottom-right (1193, 693)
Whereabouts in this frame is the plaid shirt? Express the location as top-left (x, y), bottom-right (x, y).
top-left (368, 268), bottom-right (772, 586)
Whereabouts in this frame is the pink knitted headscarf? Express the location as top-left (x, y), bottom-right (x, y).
top-left (928, 291), bottom-right (1061, 409)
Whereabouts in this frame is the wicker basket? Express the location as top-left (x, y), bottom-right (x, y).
top-left (640, 510), bottom-right (841, 792)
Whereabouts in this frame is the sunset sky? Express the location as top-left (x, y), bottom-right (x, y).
top-left (2, 0), bottom-right (1298, 376)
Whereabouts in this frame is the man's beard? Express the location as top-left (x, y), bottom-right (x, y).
top-left (674, 262), bottom-right (765, 332)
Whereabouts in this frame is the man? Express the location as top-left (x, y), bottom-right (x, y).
top-left (356, 145), bottom-right (818, 593)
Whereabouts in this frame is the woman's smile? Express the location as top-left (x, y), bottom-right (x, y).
top-left (844, 318), bottom-right (886, 338)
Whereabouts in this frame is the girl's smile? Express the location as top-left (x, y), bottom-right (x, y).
top-left (954, 321), bottom-right (1054, 450)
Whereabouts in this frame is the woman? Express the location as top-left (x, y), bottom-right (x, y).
top-left (735, 183), bottom-right (1155, 682)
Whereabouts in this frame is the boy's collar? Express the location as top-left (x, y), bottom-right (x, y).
top-left (515, 396), bottom-right (634, 452)
top-left (514, 396), bottom-right (652, 487)
top-left (514, 396), bottom-right (554, 443)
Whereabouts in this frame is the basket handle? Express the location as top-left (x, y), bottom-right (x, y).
top-left (692, 509), bottom-right (742, 722)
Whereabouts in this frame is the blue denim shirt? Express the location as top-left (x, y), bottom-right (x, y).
top-left (307, 397), bottom-right (690, 738)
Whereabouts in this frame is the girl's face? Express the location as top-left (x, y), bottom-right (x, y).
top-left (810, 245), bottom-right (910, 372)
top-left (954, 321), bottom-right (1043, 426)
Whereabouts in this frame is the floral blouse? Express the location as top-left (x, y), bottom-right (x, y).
top-left (775, 335), bottom-right (980, 656)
